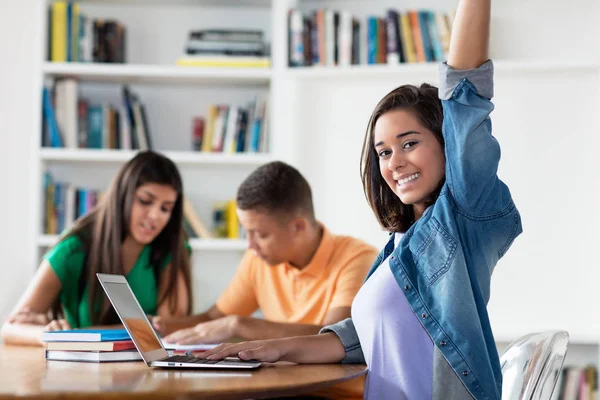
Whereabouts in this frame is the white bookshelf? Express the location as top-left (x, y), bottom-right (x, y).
top-left (33, 0), bottom-right (290, 314)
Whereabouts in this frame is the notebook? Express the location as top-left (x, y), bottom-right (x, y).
top-left (96, 273), bottom-right (261, 370)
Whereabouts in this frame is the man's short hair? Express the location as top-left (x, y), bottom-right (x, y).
top-left (236, 161), bottom-right (315, 220)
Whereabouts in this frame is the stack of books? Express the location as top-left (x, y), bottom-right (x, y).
top-left (43, 329), bottom-right (141, 363)
top-left (176, 29), bottom-right (270, 68)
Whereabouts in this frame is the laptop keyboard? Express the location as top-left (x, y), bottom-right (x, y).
top-left (162, 355), bottom-right (221, 364)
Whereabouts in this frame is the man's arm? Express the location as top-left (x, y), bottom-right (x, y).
top-left (152, 305), bottom-right (225, 336)
top-left (233, 306), bottom-right (351, 341)
top-left (163, 306), bottom-right (352, 345)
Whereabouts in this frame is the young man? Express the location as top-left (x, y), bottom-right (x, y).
top-left (153, 161), bottom-right (377, 400)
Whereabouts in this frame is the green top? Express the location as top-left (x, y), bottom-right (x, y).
top-left (44, 234), bottom-right (190, 328)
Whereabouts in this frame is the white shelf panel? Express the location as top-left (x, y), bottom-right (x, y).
top-left (39, 235), bottom-right (247, 251)
top-left (286, 60), bottom-right (600, 79)
top-left (40, 148), bottom-right (273, 166)
top-left (189, 238), bottom-right (247, 251)
top-left (67, 0), bottom-right (270, 7)
top-left (42, 62), bottom-right (272, 85)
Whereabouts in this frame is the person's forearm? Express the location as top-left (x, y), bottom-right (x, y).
top-left (447, 0), bottom-right (490, 69)
top-left (280, 332), bottom-right (346, 364)
top-left (0, 323), bottom-right (45, 346)
top-left (233, 316), bottom-right (322, 340)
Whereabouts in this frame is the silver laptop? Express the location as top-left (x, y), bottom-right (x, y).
top-left (97, 273), bottom-right (261, 369)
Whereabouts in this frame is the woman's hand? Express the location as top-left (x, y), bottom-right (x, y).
top-left (203, 338), bottom-right (292, 363)
top-left (6, 308), bottom-right (50, 325)
top-left (202, 333), bottom-right (346, 365)
top-left (44, 319), bottom-right (72, 332)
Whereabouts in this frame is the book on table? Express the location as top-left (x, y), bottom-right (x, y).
top-left (41, 329), bottom-right (130, 342)
top-left (44, 339), bottom-right (136, 351)
top-left (45, 349), bottom-right (142, 363)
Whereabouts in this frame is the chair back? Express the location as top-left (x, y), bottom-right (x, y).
top-left (500, 331), bottom-right (569, 400)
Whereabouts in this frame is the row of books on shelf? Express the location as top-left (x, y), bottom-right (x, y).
top-left (176, 29), bottom-right (270, 69)
top-left (42, 80), bottom-right (152, 150)
top-left (192, 97), bottom-right (269, 154)
top-left (48, 1), bottom-right (126, 63)
top-left (43, 173), bottom-right (102, 235)
top-left (554, 365), bottom-right (597, 400)
top-left (288, 8), bottom-right (454, 67)
top-left (42, 77), bottom-right (268, 154)
top-left (43, 172), bottom-right (244, 240)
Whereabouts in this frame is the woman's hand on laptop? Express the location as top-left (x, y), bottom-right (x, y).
top-left (203, 338), bottom-right (290, 363)
top-left (202, 333), bottom-right (346, 365)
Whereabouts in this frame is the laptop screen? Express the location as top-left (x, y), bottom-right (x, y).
top-left (98, 275), bottom-right (169, 363)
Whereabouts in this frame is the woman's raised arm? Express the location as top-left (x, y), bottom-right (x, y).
top-left (447, 0), bottom-right (491, 69)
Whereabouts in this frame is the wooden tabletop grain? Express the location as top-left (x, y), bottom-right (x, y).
top-left (0, 344), bottom-right (367, 399)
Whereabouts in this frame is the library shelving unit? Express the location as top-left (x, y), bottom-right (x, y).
top-left (32, 0), bottom-right (292, 311)
top-left (31, 0), bottom-right (600, 373)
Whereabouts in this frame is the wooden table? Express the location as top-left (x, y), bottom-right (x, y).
top-left (0, 344), bottom-right (367, 399)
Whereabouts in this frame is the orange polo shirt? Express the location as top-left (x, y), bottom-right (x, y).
top-left (216, 225), bottom-right (378, 399)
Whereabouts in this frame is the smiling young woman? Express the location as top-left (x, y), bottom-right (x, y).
top-left (1, 151), bottom-right (193, 345)
top-left (198, 0), bottom-right (523, 399)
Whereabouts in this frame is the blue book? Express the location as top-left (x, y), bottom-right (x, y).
top-left (42, 87), bottom-right (63, 148)
top-left (42, 329), bottom-right (131, 342)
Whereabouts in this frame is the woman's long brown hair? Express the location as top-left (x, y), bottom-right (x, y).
top-left (50, 151), bottom-right (192, 325)
top-left (360, 83), bottom-right (445, 233)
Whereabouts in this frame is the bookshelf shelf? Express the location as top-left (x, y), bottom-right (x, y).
top-left (189, 238), bottom-right (247, 251)
top-left (39, 235), bottom-right (247, 251)
top-left (286, 60), bottom-right (600, 80)
top-left (71, 0), bottom-right (271, 7)
top-left (42, 62), bottom-right (272, 85)
top-left (40, 148), bottom-right (273, 166)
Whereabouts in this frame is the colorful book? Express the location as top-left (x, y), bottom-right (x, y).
top-left (45, 349), bottom-right (141, 363)
top-left (42, 329), bottom-right (130, 342)
top-left (45, 340), bottom-right (136, 352)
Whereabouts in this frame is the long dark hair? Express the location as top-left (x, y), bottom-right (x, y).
top-left (51, 151), bottom-right (192, 325)
top-left (360, 83), bottom-right (445, 233)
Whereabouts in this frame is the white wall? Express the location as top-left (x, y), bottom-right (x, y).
top-left (0, 3), bottom-right (40, 321)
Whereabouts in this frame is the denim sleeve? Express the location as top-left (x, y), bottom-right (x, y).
top-left (438, 60), bottom-right (513, 216)
top-left (319, 317), bottom-right (365, 364)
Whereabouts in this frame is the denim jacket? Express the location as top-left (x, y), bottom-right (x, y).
top-left (322, 60), bottom-right (522, 400)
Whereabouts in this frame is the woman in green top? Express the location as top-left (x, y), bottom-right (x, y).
top-left (1, 151), bottom-right (193, 345)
